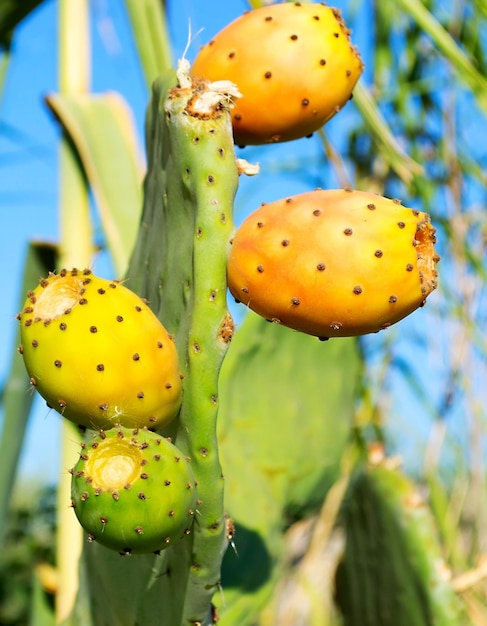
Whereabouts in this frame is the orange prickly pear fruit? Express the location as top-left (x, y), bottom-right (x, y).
top-left (18, 268), bottom-right (182, 430)
top-left (227, 189), bottom-right (439, 339)
top-left (191, 2), bottom-right (363, 145)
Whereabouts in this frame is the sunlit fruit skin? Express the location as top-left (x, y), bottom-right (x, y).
top-left (70, 426), bottom-right (197, 554)
top-left (18, 268), bottom-right (182, 430)
top-left (191, 2), bottom-right (363, 145)
top-left (227, 189), bottom-right (439, 338)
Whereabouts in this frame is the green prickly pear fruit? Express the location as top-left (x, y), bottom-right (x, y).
top-left (17, 268), bottom-right (182, 430)
top-left (70, 426), bottom-right (197, 554)
top-left (191, 2), bottom-right (363, 145)
top-left (227, 189), bottom-right (439, 339)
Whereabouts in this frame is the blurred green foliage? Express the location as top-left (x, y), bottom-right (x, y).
top-left (0, 485), bottom-right (56, 626)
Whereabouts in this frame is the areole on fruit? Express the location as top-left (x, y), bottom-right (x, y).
top-left (18, 268), bottom-right (182, 430)
top-left (227, 189), bottom-right (439, 338)
top-left (70, 426), bottom-right (197, 554)
top-left (191, 2), bottom-right (363, 145)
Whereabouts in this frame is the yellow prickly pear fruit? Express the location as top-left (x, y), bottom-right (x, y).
top-left (18, 269), bottom-right (182, 430)
top-left (191, 2), bottom-right (363, 145)
top-left (227, 189), bottom-right (439, 339)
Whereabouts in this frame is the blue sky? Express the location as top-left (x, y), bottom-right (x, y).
top-left (2, 0), bottom-right (359, 482)
top-left (1, 0), bottom-right (466, 485)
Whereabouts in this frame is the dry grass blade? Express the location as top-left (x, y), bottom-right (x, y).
top-left (0, 243), bottom-right (57, 547)
top-left (124, 0), bottom-right (173, 89)
top-left (261, 475), bottom-right (350, 626)
top-left (46, 92), bottom-right (144, 276)
top-left (395, 0), bottom-right (487, 111)
top-left (352, 82), bottom-right (424, 184)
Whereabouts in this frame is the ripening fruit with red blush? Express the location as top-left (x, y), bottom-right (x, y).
top-left (227, 189), bottom-right (439, 339)
top-left (191, 2), bottom-right (364, 145)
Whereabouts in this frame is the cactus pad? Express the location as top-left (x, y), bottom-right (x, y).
top-left (191, 2), bottom-right (363, 145)
top-left (335, 461), bottom-right (466, 625)
top-left (71, 426), bottom-right (197, 554)
top-left (18, 268), bottom-right (182, 430)
top-left (227, 189), bottom-right (439, 338)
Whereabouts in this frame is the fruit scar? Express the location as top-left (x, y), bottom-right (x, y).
top-left (227, 189), bottom-right (439, 339)
top-left (191, 2), bottom-right (364, 145)
top-left (17, 268), bottom-right (182, 430)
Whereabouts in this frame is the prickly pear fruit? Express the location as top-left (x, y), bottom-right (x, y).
top-left (18, 268), bottom-right (182, 430)
top-left (227, 189), bottom-right (439, 339)
top-left (191, 2), bottom-right (363, 145)
top-left (70, 426), bottom-right (197, 554)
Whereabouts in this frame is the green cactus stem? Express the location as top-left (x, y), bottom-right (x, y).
top-left (153, 65), bottom-right (241, 624)
top-left (73, 64), bottom-right (240, 626)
